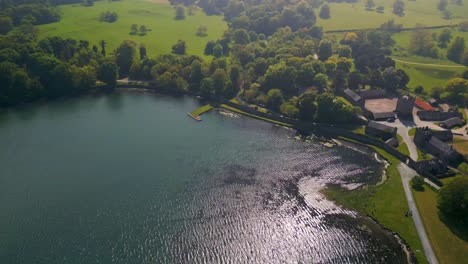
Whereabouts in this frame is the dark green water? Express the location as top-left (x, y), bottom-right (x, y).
top-left (0, 92), bottom-right (407, 263)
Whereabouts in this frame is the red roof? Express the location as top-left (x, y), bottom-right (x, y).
top-left (415, 98), bottom-right (435, 111)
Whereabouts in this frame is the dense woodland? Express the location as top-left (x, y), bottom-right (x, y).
top-left (0, 0), bottom-right (467, 121)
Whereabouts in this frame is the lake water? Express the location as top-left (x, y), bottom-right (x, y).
top-left (0, 92), bottom-right (407, 263)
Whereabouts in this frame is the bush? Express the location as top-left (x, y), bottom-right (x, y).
top-left (411, 176), bottom-right (425, 191)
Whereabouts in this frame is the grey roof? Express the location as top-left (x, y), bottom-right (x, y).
top-left (372, 112), bottom-right (395, 120)
top-left (428, 136), bottom-right (453, 155)
top-left (440, 117), bottom-right (464, 128)
top-left (357, 89), bottom-right (387, 99)
top-left (417, 111), bottom-right (462, 121)
top-left (367, 120), bottom-right (396, 133)
top-left (344, 88), bottom-right (362, 102)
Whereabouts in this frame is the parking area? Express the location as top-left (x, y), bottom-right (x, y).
top-left (364, 98), bottom-right (398, 113)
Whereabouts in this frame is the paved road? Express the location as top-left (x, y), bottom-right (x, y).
top-left (397, 163), bottom-right (439, 264)
top-left (392, 58), bottom-right (466, 68)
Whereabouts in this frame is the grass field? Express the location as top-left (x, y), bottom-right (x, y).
top-left (412, 185), bottom-right (468, 264)
top-left (452, 138), bottom-right (468, 156)
top-left (392, 28), bottom-right (468, 92)
top-left (323, 147), bottom-right (428, 264)
top-left (37, 0), bottom-right (227, 58)
top-left (318, 0), bottom-right (468, 31)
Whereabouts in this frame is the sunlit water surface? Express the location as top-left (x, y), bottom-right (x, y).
top-left (0, 92), bottom-right (407, 263)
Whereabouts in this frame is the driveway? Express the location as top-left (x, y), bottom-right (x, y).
top-left (397, 163), bottom-right (439, 264)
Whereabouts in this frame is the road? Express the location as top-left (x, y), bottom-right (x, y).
top-left (392, 58), bottom-right (467, 68)
top-left (397, 163), bottom-right (439, 264)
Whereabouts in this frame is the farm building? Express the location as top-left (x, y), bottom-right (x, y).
top-left (413, 127), bottom-right (463, 164)
top-left (417, 111), bottom-right (463, 121)
top-left (343, 89), bottom-right (364, 106)
top-left (428, 98), bottom-right (438, 107)
top-left (371, 112), bottom-right (395, 121)
top-left (357, 89), bottom-right (387, 99)
top-left (365, 121), bottom-right (397, 140)
top-left (439, 117), bottom-right (465, 129)
top-left (415, 98), bottom-right (435, 111)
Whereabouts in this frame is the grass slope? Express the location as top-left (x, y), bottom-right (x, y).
top-left (318, 0), bottom-right (467, 31)
top-left (37, 0), bottom-right (227, 58)
top-left (323, 146), bottom-right (428, 264)
top-left (412, 186), bottom-right (468, 264)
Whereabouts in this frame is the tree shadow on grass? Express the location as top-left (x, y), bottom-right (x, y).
top-left (439, 212), bottom-right (468, 242)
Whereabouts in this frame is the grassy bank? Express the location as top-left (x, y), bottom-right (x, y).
top-left (37, 0), bottom-right (227, 57)
top-left (412, 185), bottom-right (468, 264)
top-left (190, 104), bottom-right (214, 116)
top-left (323, 145), bottom-right (428, 264)
top-left (219, 104), bottom-right (294, 127)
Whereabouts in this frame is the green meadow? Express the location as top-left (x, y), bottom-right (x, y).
top-left (37, 0), bottom-right (227, 58)
top-left (318, 0), bottom-right (468, 31)
top-left (391, 29), bottom-right (468, 92)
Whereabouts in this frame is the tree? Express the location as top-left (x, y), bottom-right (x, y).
top-left (175, 5), bottom-right (185, 20)
top-left (313, 73), bottom-right (328, 91)
top-left (411, 176), bottom-right (425, 191)
top-left (139, 44), bottom-right (147, 60)
top-left (172, 40), bottom-right (186, 55)
top-left (266, 89), bottom-right (284, 111)
top-left (139, 25), bottom-right (147, 36)
top-left (438, 29), bottom-right (452, 48)
top-left (463, 51), bottom-right (468, 66)
top-left (233, 29), bottom-right (250, 45)
top-left (115, 40), bottom-right (137, 77)
top-left (460, 21), bottom-right (468, 32)
top-left (366, 0), bottom-right (375, 10)
top-left (319, 4), bottom-right (330, 19)
top-left (409, 29), bottom-right (439, 58)
top-left (280, 102), bottom-right (299, 118)
top-left (130, 24), bottom-right (138, 34)
top-left (376, 6), bottom-right (385, 13)
top-left (0, 16), bottom-right (13, 35)
top-left (348, 71), bottom-right (363, 90)
top-left (196, 25), bottom-right (208, 37)
top-left (447, 37), bottom-right (465, 63)
top-left (318, 40), bottom-right (332, 61)
top-left (337, 45), bottom-right (352, 58)
top-left (212, 68), bottom-right (227, 97)
top-left (438, 177), bottom-right (468, 224)
top-left (438, 0), bottom-right (448, 11)
top-left (189, 60), bottom-right (204, 92)
top-left (298, 91), bottom-right (317, 121)
top-left (200, 77), bottom-right (214, 97)
top-left (393, 0), bottom-right (405, 16)
top-left (336, 57), bottom-right (353, 73)
top-left (212, 44), bottom-right (223, 58)
top-left (99, 40), bottom-right (106, 56)
top-left (443, 77), bottom-right (468, 104)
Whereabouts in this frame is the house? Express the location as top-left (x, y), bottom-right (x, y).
top-left (428, 98), bottom-right (438, 107)
top-left (440, 117), bottom-right (465, 129)
top-left (413, 127), bottom-right (463, 164)
top-left (357, 89), bottom-right (387, 99)
top-left (396, 95), bottom-right (415, 117)
top-left (365, 120), bottom-right (397, 140)
top-left (343, 88), bottom-right (364, 107)
top-left (417, 111), bottom-right (462, 121)
top-left (372, 112), bottom-right (395, 121)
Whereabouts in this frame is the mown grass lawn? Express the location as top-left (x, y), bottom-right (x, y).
top-left (318, 0), bottom-right (466, 31)
top-left (323, 146), bottom-right (428, 264)
top-left (412, 185), bottom-right (468, 264)
top-left (37, 0), bottom-right (227, 58)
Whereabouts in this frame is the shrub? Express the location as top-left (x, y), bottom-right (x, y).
top-left (411, 176), bottom-right (425, 191)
